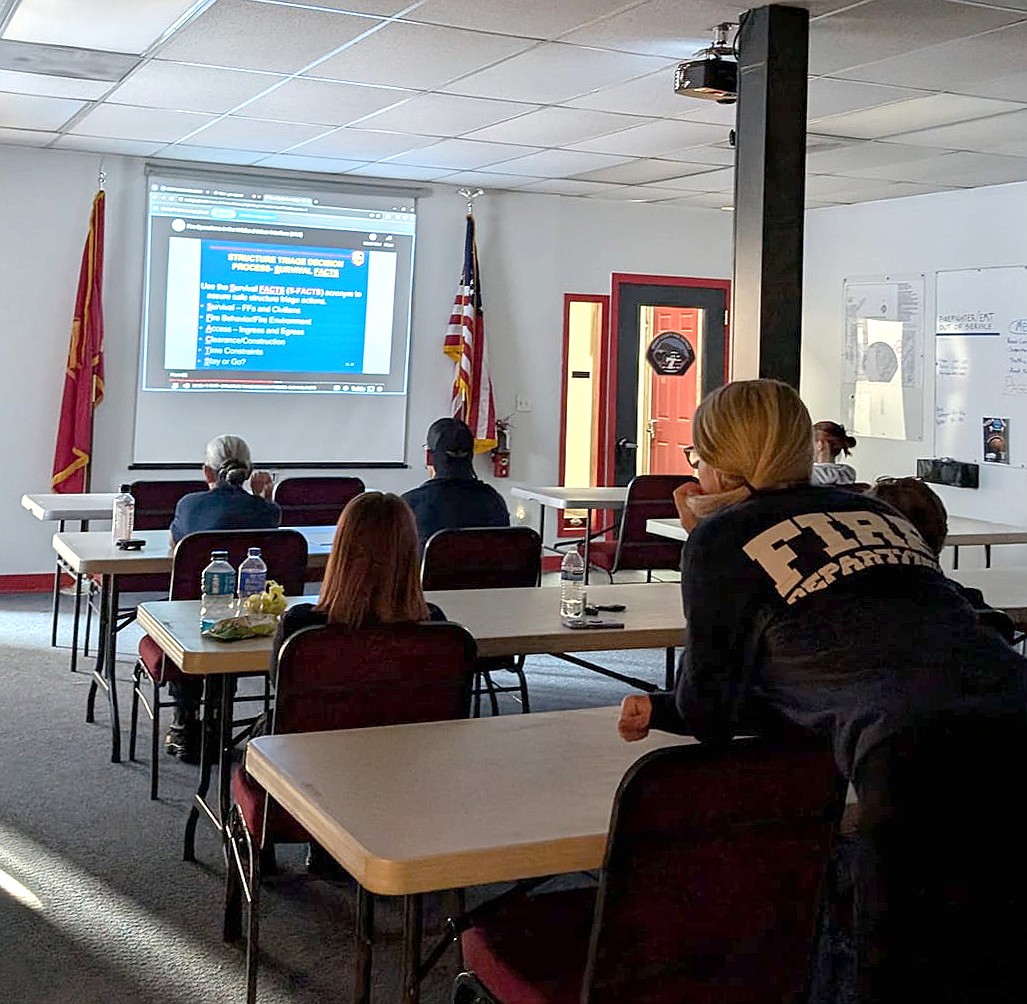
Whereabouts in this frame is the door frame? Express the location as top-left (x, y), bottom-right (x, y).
top-left (601, 273), bottom-right (732, 486)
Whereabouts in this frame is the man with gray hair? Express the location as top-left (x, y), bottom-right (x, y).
top-left (165, 435), bottom-right (280, 760)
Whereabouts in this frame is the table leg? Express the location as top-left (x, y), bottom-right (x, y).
top-left (401, 894), bottom-right (423, 1004)
top-left (70, 572), bottom-right (84, 673)
top-left (354, 885), bottom-right (375, 1004)
top-left (986, 543), bottom-right (992, 569)
top-left (218, 674), bottom-right (238, 832)
top-left (952, 545), bottom-right (960, 571)
top-left (185, 674), bottom-right (223, 862)
top-left (50, 519), bottom-right (65, 647)
top-left (86, 575), bottom-right (110, 725)
top-left (105, 577), bottom-right (122, 763)
top-left (665, 647), bottom-right (676, 691)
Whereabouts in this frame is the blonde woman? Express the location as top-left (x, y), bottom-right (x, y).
top-left (619, 379), bottom-right (1025, 1003)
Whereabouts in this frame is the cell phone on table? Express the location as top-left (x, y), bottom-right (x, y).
top-left (115, 538), bottom-right (146, 550)
top-left (562, 617), bottom-right (624, 630)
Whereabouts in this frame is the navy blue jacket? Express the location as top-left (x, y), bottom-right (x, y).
top-left (401, 477), bottom-right (509, 549)
top-left (169, 483), bottom-right (280, 543)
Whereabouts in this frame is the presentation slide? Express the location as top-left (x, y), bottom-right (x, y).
top-left (134, 169), bottom-right (417, 465)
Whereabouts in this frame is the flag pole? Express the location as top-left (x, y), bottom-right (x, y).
top-left (457, 187), bottom-right (484, 216)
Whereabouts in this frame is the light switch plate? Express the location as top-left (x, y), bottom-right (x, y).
top-left (515, 395), bottom-right (531, 412)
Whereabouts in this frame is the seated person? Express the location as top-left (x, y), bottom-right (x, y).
top-left (866, 475), bottom-right (1016, 643)
top-left (811, 420), bottom-right (857, 486)
top-left (402, 417), bottom-right (509, 549)
top-left (272, 491), bottom-right (445, 681)
top-left (165, 434), bottom-right (280, 761)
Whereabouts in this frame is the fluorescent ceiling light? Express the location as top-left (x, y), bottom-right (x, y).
top-left (2, 0), bottom-right (207, 55)
top-left (0, 39), bottom-right (137, 81)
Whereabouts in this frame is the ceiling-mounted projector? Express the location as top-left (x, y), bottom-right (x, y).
top-left (674, 22), bottom-right (738, 105)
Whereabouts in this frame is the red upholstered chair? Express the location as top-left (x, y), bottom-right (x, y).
top-left (421, 526), bottom-right (541, 715)
top-left (454, 735), bottom-right (844, 1004)
top-left (82, 479), bottom-right (207, 657)
top-left (273, 476), bottom-right (364, 581)
top-left (128, 528), bottom-right (308, 799)
top-left (578, 474), bottom-right (695, 582)
top-left (224, 621), bottom-right (477, 1004)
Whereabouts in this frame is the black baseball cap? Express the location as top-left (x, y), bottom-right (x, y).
top-left (426, 417), bottom-right (474, 476)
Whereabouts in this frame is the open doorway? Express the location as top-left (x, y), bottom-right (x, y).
top-left (607, 275), bottom-right (730, 486)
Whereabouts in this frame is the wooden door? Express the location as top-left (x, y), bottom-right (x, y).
top-left (647, 307), bottom-right (700, 475)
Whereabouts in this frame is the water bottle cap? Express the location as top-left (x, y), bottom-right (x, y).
top-left (211, 550), bottom-right (228, 559)
top-left (247, 547), bottom-right (262, 556)
top-left (119, 484), bottom-right (131, 493)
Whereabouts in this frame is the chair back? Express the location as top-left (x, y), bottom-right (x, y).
top-left (421, 526), bottom-right (542, 591)
top-left (273, 476), bottom-right (365, 527)
top-left (583, 737), bottom-right (844, 1004)
top-left (170, 529), bottom-right (308, 600)
top-left (611, 474), bottom-right (695, 573)
top-left (129, 479), bottom-right (209, 530)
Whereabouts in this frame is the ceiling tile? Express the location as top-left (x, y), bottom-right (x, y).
top-left (4, 0), bottom-right (198, 54)
top-left (290, 127), bottom-right (436, 160)
top-left (0, 126), bottom-right (55, 146)
top-left (109, 61), bottom-right (281, 115)
top-left (957, 69), bottom-right (1027, 103)
top-left (483, 147), bottom-right (634, 178)
top-left (0, 69), bottom-right (112, 100)
top-left (158, 144), bottom-right (266, 166)
top-left (674, 101), bottom-right (738, 127)
top-left (442, 170), bottom-right (540, 188)
top-left (383, 138), bottom-right (542, 170)
top-left (355, 92), bottom-right (539, 136)
top-left (569, 118), bottom-right (728, 157)
top-left (157, 0), bottom-right (381, 73)
top-left (443, 43), bottom-right (669, 105)
top-left (656, 191), bottom-right (735, 210)
top-left (181, 115), bottom-right (330, 152)
top-left (68, 103), bottom-right (216, 142)
top-left (573, 158), bottom-right (718, 184)
top-left (314, 21), bottom-right (535, 90)
top-left (646, 165), bottom-right (734, 191)
top-left (812, 93), bottom-right (1026, 139)
top-left (517, 178), bottom-right (628, 196)
top-left (832, 150), bottom-right (1027, 187)
top-left (835, 21), bottom-right (1027, 91)
top-left (345, 162), bottom-right (454, 180)
top-left (51, 134), bottom-right (164, 156)
top-left (0, 92), bottom-right (85, 130)
top-left (663, 142), bottom-right (735, 166)
top-left (888, 109), bottom-right (1027, 151)
top-left (406, 0), bottom-right (640, 40)
top-left (825, 179), bottom-right (960, 204)
top-left (587, 185), bottom-right (676, 201)
top-left (242, 77), bottom-right (413, 126)
top-left (293, 0), bottom-right (417, 12)
top-left (805, 139), bottom-right (942, 175)
top-left (988, 137), bottom-right (1027, 158)
top-left (463, 106), bottom-right (648, 147)
top-left (253, 153), bottom-right (369, 173)
top-left (567, 69), bottom-right (708, 119)
top-left (808, 0), bottom-right (1022, 76)
top-left (807, 77), bottom-right (929, 119)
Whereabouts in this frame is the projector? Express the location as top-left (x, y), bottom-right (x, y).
top-left (674, 56), bottom-right (737, 104)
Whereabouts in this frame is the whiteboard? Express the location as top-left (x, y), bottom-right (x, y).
top-left (935, 267), bottom-right (1027, 468)
top-left (841, 276), bottom-right (924, 441)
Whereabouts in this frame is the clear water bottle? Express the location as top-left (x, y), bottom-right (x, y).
top-left (236, 547), bottom-right (267, 610)
top-left (560, 549), bottom-right (586, 620)
top-left (111, 484), bottom-right (135, 543)
top-left (200, 550), bottom-right (236, 630)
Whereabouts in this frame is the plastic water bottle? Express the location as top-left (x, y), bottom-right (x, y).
top-left (111, 484), bottom-right (135, 543)
top-left (200, 550), bottom-right (236, 630)
top-left (560, 550), bottom-right (586, 620)
top-left (236, 547), bottom-right (267, 610)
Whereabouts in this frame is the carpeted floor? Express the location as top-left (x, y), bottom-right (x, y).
top-left (0, 590), bottom-right (665, 1004)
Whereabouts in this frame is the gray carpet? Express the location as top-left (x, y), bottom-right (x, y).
top-left (0, 591), bottom-right (668, 1004)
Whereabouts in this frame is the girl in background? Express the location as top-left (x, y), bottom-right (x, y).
top-left (812, 420), bottom-right (857, 485)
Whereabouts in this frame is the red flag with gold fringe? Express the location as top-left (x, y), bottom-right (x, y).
top-left (52, 190), bottom-right (105, 493)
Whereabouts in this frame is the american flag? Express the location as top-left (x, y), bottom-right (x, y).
top-left (443, 213), bottom-right (496, 452)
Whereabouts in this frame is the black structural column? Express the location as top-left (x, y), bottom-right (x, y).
top-left (731, 4), bottom-right (810, 388)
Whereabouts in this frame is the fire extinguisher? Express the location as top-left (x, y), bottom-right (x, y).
top-left (491, 417), bottom-right (511, 478)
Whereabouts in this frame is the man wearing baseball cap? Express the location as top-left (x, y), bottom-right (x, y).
top-left (402, 416), bottom-right (509, 548)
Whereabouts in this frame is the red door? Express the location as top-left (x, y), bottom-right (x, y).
top-left (647, 307), bottom-right (700, 474)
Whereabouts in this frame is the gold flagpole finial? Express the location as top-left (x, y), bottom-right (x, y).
top-left (457, 187), bottom-right (484, 214)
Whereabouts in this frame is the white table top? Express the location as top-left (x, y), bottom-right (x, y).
top-left (951, 566), bottom-right (1027, 625)
top-left (245, 705), bottom-right (696, 896)
top-left (646, 514), bottom-right (1027, 548)
top-left (22, 492), bottom-right (117, 522)
top-left (135, 581), bottom-right (686, 675)
top-left (52, 526), bottom-right (337, 576)
top-left (511, 485), bottom-right (626, 510)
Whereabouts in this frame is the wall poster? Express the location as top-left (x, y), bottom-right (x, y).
top-left (842, 276), bottom-right (925, 441)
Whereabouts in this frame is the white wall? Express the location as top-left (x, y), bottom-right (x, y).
top-left (802, 179), bottom-right (1027, 567)
top-left (0, 144), bottom-right (733, 576)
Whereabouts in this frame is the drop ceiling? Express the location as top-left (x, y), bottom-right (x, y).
top-left (1, 0), bottom-right (1027, 208)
